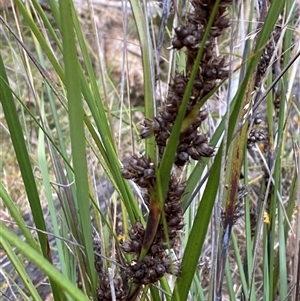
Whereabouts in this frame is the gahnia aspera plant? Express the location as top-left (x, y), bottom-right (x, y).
top-left (0, 0), bottom-right (299, 301)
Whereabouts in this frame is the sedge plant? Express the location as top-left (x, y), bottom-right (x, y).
top-left (0, 0), bottom-right (299, 300)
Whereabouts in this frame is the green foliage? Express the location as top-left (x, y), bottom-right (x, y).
top-left (0, 0), bottom-right (299, 301)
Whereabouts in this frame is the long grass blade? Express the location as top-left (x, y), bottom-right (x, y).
top-left (0, 225), bottom-right (91, 301)
top-left (59, 0), bottom-right (96, 293)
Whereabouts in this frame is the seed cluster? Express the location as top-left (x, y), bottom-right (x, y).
top-left (94, 1), bottom-right (234, 299)
top-left (97, 276), bottom-right (126, 301)
top-left (250, 206), bottom-right (257, 238)
top-left (255, 25), bottom-right (281, 88)
top-left (247, 128), bottom-right (266, 149)
top-left (126, 254), bottom-right (180, 285)
top-left (141, 107), bottom-right (214, 166)
top-left (172, 0), bottom-right (230, 84)
top-left (121, 155), bottom-right (155, 188)
top-left (198, 256), bottom-right (211, 291)
top-left (140, 75), bottom-right (215, 166)
top-left (94, 240), bottom-right (126, 301)
top-left (245, 107), bottom-right (266, 150)
top-left (121, 165), bottom-right (184, 284)
top-left (141, 1), bottom-right (233, 167)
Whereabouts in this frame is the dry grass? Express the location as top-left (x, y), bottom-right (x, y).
top-left (0, 1), bottom-right (145, 217)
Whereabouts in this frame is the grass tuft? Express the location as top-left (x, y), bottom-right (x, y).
top-left (1, 1), bottom-right (299, 300)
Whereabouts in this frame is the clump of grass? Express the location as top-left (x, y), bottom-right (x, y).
top-left (1, 0), bottom-right (300, 301)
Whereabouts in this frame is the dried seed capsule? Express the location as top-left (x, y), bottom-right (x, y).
top-left (249, 135), bottom-right (256, 142)
top-left (134, 269), bottom-right (145, 279)
top-left (254, 132), bottom-right (260, 139)
top-left (153, 119), bottom-right (161, 132)
top-left (210, 27), bottom-right (222, 37)
top-left (131, 222), bottom-right (145, 240)
top-left (95, 262), bottom-right (102, 274)
top-left (168, 228), bottom-right (177, 237)
top-left (198, 110), bottom-right (208, 121)
top-left (183, 35), bottom-right (196, 47)
top-left (156, 131), bottom-right (170, 143)
top-left (143, 118), bottom-right (153, 127)
top-left (169, 201), bottom-right (182, 212)
top-left (188, 119), bottom-right (201, 132)
top-left (173, 73), bottom-right (186, 84)
top-left (115, 290), bottom-right (123, 299)
top-left (97, 290), bottom-right (105, 299)
top-left (131, 262), bottom-right (142, 272)
top-left (129, 226), bottom-right (141, 241)
top-left (156, 139), bottom-right (166, 147)
top-left (172, 37), bottom-right (183, 49)
top-left (141, 276), bottom-right (151, 284)
top-left (205, 68), bottom-right (217, 79)
top-left (126, 267), bottom-right (133, 278)
top-left (151, 244), bottom-right (161, 254)
top-left (121, 241), bottom-right (132, 253)
top-left (164, 260), bottom-right (181, 276)
top-left (194, 79), bottom-right (203, 89)
top-left (177, 143), bottom-right (190, 153)
top-left (161, 111), bottom-right (175, 122)
top-left (175, 25), bottom-right (189, 39)
top-left (173, 85), bottom-right (186, 97)
top-left (130, 156), bottom-right (139, 166)
top-left (177, 151), bottom-right (189, 162)
top-left (147, 268), bottom-right (158, 282)
top-left (198, 144), bottom-right (215, 157)
top-left (247, 142), bottom-right (254, 149)
top-left (164, 203), bottom-right (171, 214)
top-left (217, 68), bottom-right (229, 79)
top-left (175, 220), bottom-right (185, 230)
top-left (131, 240), bottom-right (141, 252)
top-left (140, 127), bottom-right (152, 139)
top-left (182, 125), bottom-right (195, 140)
top-left (114, 278), bottom-right (122, 287)
top-left (168, 216), bottom-right (182, 227)
top-left (101, 276), bottom-right (110, 286)
top-left (137, 177), bottom-right (149, 188)
top-left (104, 290), bottom-right (111, 299)
top-left (138, 157), bottom-right (150, 169)
top-left (143, 255), bottom-right (153, 266)
top-left (193, 134), bottom-right (207, 146)
top-left (121, 169), bottom-right (133, 179)
top-left (155, 116), bottom-right (166, 128)
top-left (216, 17), bottom-right (230, 29)
top-left (254, 117), bottom-right (262, 124)
top-left (131, 163), bottom-right (146, 174)
top-left (156, 264), bottom-right (166, 277)
top-left (144, 168), bottom-right (155, 179)
top-left (188, 147), bottom-right (201, 160)
top-left (166, 102), bottom-right (180, 114)
top-left (175, 159), bottom-right (187, 167)
top-left (128, 231), bottom-right (137, 241)
top-left (174, 184), bottom-right (185, 197)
